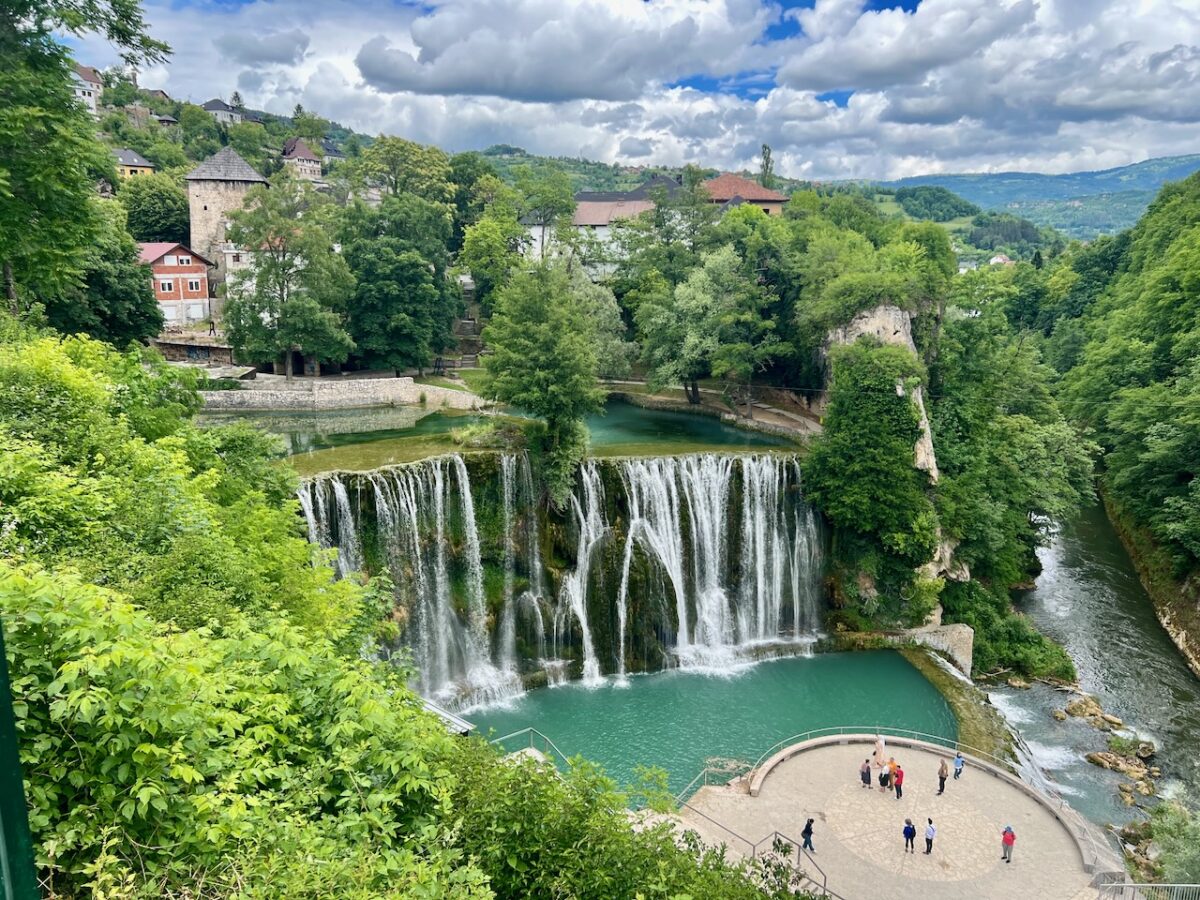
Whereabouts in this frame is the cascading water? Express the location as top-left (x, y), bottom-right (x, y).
top-left (554, 460), bottom-right (606, 684)
top-left (297, 451), bottom-right (824, 707)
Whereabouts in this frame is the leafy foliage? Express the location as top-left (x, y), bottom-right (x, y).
top-left (117, 172), bottom-right (190, 244)
top-left (482, 261), bottom-right (605, 506)
top-left (893, 186), bottom-right (980, 222)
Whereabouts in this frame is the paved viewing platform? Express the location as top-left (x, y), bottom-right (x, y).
top-left (676, 733), bottom-right (1123, 900)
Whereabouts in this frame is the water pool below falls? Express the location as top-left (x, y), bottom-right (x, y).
top-left (298, 452), bottom-right (824, 708)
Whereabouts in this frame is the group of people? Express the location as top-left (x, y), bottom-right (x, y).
top-left (850, 737), bottom-right (1014, 861)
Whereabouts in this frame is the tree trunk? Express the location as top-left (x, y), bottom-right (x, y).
top-left (687, 380), bottom-right (700, 405)
top-left (285, 351), bottom-right (293, 382)
top-left (3, 262), bottom-right (16, 317)
top-left (745, 378), bottom-right (754, 419)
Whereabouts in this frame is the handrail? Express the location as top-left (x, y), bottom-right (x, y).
top-left (488, 727), bottom-right (572, 766)
top-left (1097, 886), bottom-right (1200, 900)
top-left (674, 761), bottom-right (751, 806)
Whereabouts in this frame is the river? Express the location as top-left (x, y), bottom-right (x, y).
top-left (992, 502), bottom-right (1200, 825)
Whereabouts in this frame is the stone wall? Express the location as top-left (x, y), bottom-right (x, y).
top-left (188, 180), bottom-right (256, 282)
top-left (200, 377), bottom-right (485, 411)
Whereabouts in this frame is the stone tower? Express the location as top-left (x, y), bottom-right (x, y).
top-left (186, 147), bottom-right (267, 285)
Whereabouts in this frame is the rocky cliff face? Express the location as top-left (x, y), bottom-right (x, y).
top-left (824, 304), bottom-right (965, 585)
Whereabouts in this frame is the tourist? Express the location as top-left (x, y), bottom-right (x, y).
top-left (893, 764), bottom-right (905, 800)
top-left (874, 734), bottom-right (886, 768)
top-left (1002, 825), bottom-right (1016, 863)
top-left (801, 818), bottom-right (815, 853)
top-left (954, 751), bottom-right (965, 780)
top-left (924, 818), bottom-right (936, 854)
top-left (860, 758), bottom-right (872, 789)
top-left (903, 818), bottom-right (916, 853)
top-left (878, 766), bottom-right (890, 792)
top-left (938, 758), bottom-right (949, 794)
top-left (208, 318), bottom-right (216, 336)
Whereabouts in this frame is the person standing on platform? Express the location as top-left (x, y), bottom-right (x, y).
top-left (860, 758), bottom-right (872, 789)
top-left (903, 818), bottom-right (917, 853)
top-left (1002, 826), bottom-right (1016, 863)
top-left (801, 818), bottom-right (815, 853)
top-left (924, 818), bottom-right (936, 854)
top-left (893, 764), bottom-right (905, 800)
top-left (938, 757), bottom-right (949, 794)
top-left (954, 751), bottom-right (965, 780)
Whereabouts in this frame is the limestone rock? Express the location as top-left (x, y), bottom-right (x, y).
top-left (1086, 751), bottom-right (1150, 781)
top-left (1007, 676), bottom-right (1030, 689)
top-left (1052, 709), bottom-right (1068, 721)
top-left (1136, 741), bottom-right (1156, 761)
top-left (1101, 713), bottom-right (1124, 728)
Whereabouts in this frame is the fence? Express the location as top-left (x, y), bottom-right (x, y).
top-left (1099, 887), bottom-right (1200, 900)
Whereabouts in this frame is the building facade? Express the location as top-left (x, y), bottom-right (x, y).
top-left (703, 173), bottom-right (788, 216)
top-left (138, 242), bottom-right (213, 325)
top-left (282, 137), bottom-right (322, 180)
top-left (201, 99), bottom-right (243, 125)
top-left (113, 148), bottom-right (155, 178)
top-left (72, 65), bottom-right (102, 117)
top-left (186, 147), bottom-right (268, 286)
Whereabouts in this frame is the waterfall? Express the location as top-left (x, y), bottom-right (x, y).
top-left (497, 455), bottom-right (518, 671)
top-left (297, 451), bottom-right (824, 705)
top-left (555, 460), bottom-right (605, 684)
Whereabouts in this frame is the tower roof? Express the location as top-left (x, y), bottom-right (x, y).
top-left (186, 147), bottom-right (267, 184)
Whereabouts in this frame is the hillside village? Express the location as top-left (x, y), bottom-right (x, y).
top-left (72, 59), bottom-right (1055, 378)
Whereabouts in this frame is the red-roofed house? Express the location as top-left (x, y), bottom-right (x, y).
top-left (138, 242), bottom-right (213, 325)
top-left (282, 137), bottom-right (322, 180)
top-left (704, 173), bottom-right (788, 216)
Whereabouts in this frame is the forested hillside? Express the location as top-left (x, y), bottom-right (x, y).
top-left (887, 154), bottom-right (1200, 238)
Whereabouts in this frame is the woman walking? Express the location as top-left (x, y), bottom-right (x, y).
top-left (801, 818), bottom-right (815, 853)
top-left (903, 818), bottom-right (916, 853)
top-left (938, 758), bottom-right (949, 795)
top-left (953, 751), bottom-right (965, 780)
top-left (1002, 826), bottom-right (1016, 863)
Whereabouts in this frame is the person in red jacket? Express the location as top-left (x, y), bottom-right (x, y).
top-left (1002, 825), bottom-right (1016, 862)
top-left (893, 764), bottom-right (905, 800)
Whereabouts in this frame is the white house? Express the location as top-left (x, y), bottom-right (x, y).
top-left (73, 64), bottom-right (102, 117)
top-left (524, 175), bottom-right (680, 260)
top-left (202, 98), bottom-right (243, 125)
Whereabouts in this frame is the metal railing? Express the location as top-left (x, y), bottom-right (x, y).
top-left (673, 761), bottom-right (752, 806)
top-left (1098, 886), bottom-right (1200, 900)
top-left (488, 727), bottom-right (572, 766)
top-left (722, 725), bottom-right (1123, 888)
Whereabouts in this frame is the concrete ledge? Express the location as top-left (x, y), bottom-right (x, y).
top-left (200, 376), bottom-right (483, 411)
top-left (747, 733), bottom-right (1122, 879)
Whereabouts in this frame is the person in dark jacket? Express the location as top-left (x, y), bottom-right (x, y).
top-left (801, 818), bottom-right (815, 852)
top-left (903, 818), bottom-right (916, 853)
top-left (860, 758), bottom-right (872, 788)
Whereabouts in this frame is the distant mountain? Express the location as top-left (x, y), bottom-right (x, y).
top-left (884, 155), bottom-right (1200, 238)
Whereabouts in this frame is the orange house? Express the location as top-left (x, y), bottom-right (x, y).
top-left (138, 242), bottom-right (214, 325)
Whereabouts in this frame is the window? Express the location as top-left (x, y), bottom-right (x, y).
top-left (158, 280), bottom-right (173, 293)
top-left (187, 279), bottom-right (202, 292)
top-left (163, 255), bottom-right (176, 265)
top-left (232, 253), bottom-right (241, 263)
top-left (178, 256), bottom-right (191, 266)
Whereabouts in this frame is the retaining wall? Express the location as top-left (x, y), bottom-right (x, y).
top-left (200, 377), bottom-right (484, 411)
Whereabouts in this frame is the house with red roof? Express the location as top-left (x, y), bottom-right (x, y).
top-left (138, 242), bottom-right (214, 325)
top-left (704, 173), bottom-right (788, 216)
top-left (282, 137), bottom-right (322, 181)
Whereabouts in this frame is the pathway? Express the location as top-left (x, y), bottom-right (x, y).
top-left (679, 741), bottom-right (1104, 900)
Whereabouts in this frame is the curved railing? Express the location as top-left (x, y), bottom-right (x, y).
top-left (488, 727), bottom-right (572, 766)
top-left (731, 726), bottom-right (1121, 885)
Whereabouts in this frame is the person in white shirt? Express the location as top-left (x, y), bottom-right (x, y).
top-left (924, 818), bottom-right (936, 854)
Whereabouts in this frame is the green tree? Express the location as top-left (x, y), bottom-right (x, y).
top-left (230, 89), bottom-right (244, 109)
top-left (34, 199), bottom-right (163, 345)
top-left (224, 172), bottom-right (355, 378)
top-left (357, 135), bottom-right (453, 203)
top-left (759, 143), bottom-right (774, 189)
top-left (226, 120), bottom-right (269, 169)
top-left (448, 150), bottom-right (499, 251)
top-left (459, 210), bottom-right (526, 307)
top-left (514, 164), bottom-right (576, 254)
top-left (803, 340), bottom-right (939, 620)
top-left (482, 261), bottom-right (603, 505)
top-left (292, 111), bottom-right (329, 145)
top-left (117, 171), bottom-right (189, 243)
top-left (339, 194), bottom-right (460, 373)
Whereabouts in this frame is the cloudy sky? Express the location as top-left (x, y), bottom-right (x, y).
top-left (70, 0), bottom-right (1200, 180)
